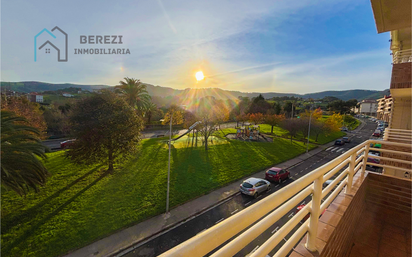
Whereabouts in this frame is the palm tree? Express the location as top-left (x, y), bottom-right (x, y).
top-left (145, 102), bottom-right (158, 124)
top-left (115, 77), bottom-right (151, 111)
top-left (1, 111), bottom-right (49, 195)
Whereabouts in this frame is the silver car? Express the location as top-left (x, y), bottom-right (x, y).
top-left (240, 177), bottom-right (271, 198)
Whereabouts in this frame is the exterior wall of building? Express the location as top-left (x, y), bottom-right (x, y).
top-left (359, 102), bottom-right (378, 116)
top-left (35, 95), bottom-right (43, 103)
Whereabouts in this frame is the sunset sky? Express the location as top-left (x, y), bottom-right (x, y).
top-left (1, 0), bottom-right (391, 93)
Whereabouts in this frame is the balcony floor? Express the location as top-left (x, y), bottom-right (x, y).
top-left (348, 203), bottom-right (411, 257)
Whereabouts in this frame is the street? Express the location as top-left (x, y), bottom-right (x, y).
top-left (119, 119), bottom-right (379, 257)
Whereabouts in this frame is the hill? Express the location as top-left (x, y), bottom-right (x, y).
top-left (1, 81), bottom-right (388, 101)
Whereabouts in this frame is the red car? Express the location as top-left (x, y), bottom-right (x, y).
top-left (296, 204), bottom-right (326, 221)
top-left (265, 167), bottom-right (290, 183)
top-left (60, 139), bottom-right (76, 149)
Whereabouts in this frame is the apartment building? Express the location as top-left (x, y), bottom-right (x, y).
top-left (376, 95), bottom-right (393, 122)
top-left (358, 99), bottom-right (378, 116)
top-left (27, 92), bottom-right (43, 103)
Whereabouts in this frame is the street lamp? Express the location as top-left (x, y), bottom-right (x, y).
top-left (166, 112), bottom-right (173, 213)
top-left (306, 105), bottom-right (314, 153)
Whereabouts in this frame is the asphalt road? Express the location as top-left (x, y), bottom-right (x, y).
top-left (120, 119), bottom-right (380, 257)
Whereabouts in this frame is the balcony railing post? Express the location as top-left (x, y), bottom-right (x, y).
top-left (361, 144), bottom-right (370, 173)
top-left (305, 176), bottom-right (322, 252)
top-left (346, 153), bottom-right (356, 194)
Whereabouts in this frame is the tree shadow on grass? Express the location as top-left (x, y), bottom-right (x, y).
top-left (2, 164), bottom-right (104, 235)
top-left (2, 170), bottom-right (110, 255)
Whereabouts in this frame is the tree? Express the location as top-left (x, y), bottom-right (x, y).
top-left (273, 102), bottom-right (282, 115)
top-left (325, 113), bottom-right (344, 132)
top-left (280, 118), bottom-right (301, 143)
top-left (67, 91), bottom-right (144, 172)
top-left (301, 108), bottom-right (323, 120)
top-left (249, 113), bottom-right (265, 125)
top-left (214, 100), bottom-right (230, 129)
top-left (43, 103), bottom-right (71, 136)
top-left (144, 102), bottom-right (158, 124)
top-left (235, 113), bottom-right (249, 127)
top-left (115, 77), bottom-right (151, 111)
top-left (162, 105), bottom-right (184, 125)
top-left (310, 120), bottom-right (330, 142)
top-left (248, 95), bottom-right (271, 114)
top-left (1, 111), bottom-right (49, 195)
top-left (195, 97), bottom-right (221, 150)
top-left (1, 96), bottom-right (47, 137)
top-left (264, 114), bottom-right (285, 134)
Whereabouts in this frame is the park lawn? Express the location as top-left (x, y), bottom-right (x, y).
top-left (1, 137), bottom-right (316, 257)
top-left (255, 124), bottom-right (289, 136)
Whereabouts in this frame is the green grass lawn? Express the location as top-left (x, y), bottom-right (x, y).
top-left (1, 137), bottom-right (316, 257)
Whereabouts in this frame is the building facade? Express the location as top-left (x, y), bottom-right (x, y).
top-left (358, 99), bottom-right (378, 116)
top-left (376, 95), bottom-right (392, 122)
top-left (27, 93), bottom-right (43, 103)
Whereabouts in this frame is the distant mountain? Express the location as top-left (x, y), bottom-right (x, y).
top-left (1, 81), bottom-right (389, 101)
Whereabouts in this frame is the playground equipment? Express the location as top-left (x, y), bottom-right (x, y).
top-left (236, 124), bottom-right (261, 141)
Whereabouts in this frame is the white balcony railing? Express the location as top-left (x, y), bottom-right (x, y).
top-left (160, 139), bottom-right (412, 257)
top-left (393, 49), bottom-right (412, 64)
top-left (383, 128), bottom-right (412, 142)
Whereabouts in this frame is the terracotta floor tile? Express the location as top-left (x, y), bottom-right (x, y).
top-left (326, 202), bottom-right (347, 216)
top-left (381, 228), bottom-right (406, 243)
top-left (289, 251), bottom-right (305, 257)
top-left (350, 242), bottom-right (378, 257)
top-left (319, 210), bottom-right (342, 227)
top-left (384, 224), bottom-right (406, 237)
top-left (380, 237), bottom-right (407, 252)
top-left (354, 231), bottom-right (381, 249)
top-left (378, 242), bottom-right (408, 257)
top-left (333, 195), bottom-right (352, 206)
top-left (316, 221), bottom-right (335, 242)
top-left (293, 235), bottom-right (324, 257)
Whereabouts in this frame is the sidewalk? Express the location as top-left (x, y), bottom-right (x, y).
top-left (64, 139), bottom-right (338, 257)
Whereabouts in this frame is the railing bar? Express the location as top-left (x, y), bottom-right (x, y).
top-left (273, 219), bottom-right (309, 257)
top-left (366, 162), bottom-right (412, 173)
top-left (320, 179), bottom-right (347, 213)
top-left (367, 155), bottom-right (412, 165)
top-left (322, 158), bottom-right (350, 182)
top-left (369, 147), bottom-right (412, 156)
top-left (355, 156), bottom-right (364, 166)
top-left (322, 168), bottom-right (348, 198)
top-left (211, 186), bottom-right (313, 257)
top-left (249, 203), bottom-right (312, 257)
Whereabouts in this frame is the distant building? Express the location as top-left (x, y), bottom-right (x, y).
top-left (359, 99), bottom-right (378, 116)
top-left (62, 93), bottom-right (74, 97)
top-left (27, 93), bottom-right (43, 103)
top-left (377, 95), bottom-right (393, 122)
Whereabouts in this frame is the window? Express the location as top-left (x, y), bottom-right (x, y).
top-left (242, 182), bottom-right (253, 188)
top-left (267, 170), bottom-right (278, 175)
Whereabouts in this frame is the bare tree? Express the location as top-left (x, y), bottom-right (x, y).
top-left (280, 118), bottom-right (301, 143)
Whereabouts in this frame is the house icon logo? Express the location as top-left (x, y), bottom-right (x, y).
top-left (34, 26), bottom-right (68, 62)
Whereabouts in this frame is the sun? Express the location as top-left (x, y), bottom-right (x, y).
top-left (195, 71), bottom-right (205, 81)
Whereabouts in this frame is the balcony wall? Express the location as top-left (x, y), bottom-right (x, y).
top-left (319, 173), bottom-right (411, 257)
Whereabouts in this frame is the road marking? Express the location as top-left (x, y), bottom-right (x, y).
top-left (275, 185), bottom-right (279, 188)
top-left (342, 151), bottom-right (346, 153)
top-left (326, 147), bottom-right (333, 151)
top-left (309, 164), bottom-right (313, 167)
top-left (251, 245), bottom-right (259, 253)
top-left (271, 226), bottom-right (279, 234)
top-left (283, 238), bottom-right (287, 242)
top-left (330, 147), bottom-right (338, 152)
top-left (300, 201), bottom-right (305, 205)
top-left (288, 212), bottom-right (294, 218)
top-left (231, 209), bottom-right (239, 215)
top-left (300, 170), bottom-right (303, 173)
top-left (215, 218), bottom-right (224, 224)
top-left (305, 168), bottom-right (308, 170)
top-left (336, 148), bottom-right (343, 153)
top-left (245, 201), bottom-right (251, 206)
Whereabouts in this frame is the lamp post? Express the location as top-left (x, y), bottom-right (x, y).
top-left (306, 105), bottom-right (313, 153)
top-left (166, 112), bottom-right (173, 213)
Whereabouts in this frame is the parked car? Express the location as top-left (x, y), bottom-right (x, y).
top-left (240, 178), bottom-right (271, 198)
top-left (342, 137), bottom-right (350, 143)
top-left (335, 139), bottom-right (345, 146)
top-left (372, 130), bottom-right (381, 137)
top-left (60, 139), bottom-right (76, 149)
top-left (367, 153), bottom-right (380, 168)
top-left (265, 167), bottom-right (290, 183)
top-left (296, 204), bottom-right (326, 221)
top-left (340, 127), bottom-right (348, 132)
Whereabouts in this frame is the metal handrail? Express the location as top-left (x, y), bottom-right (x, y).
top-left (393, 49), bottom-right (412, 64)
top-left (160, 139), bottom-right (411, 257)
